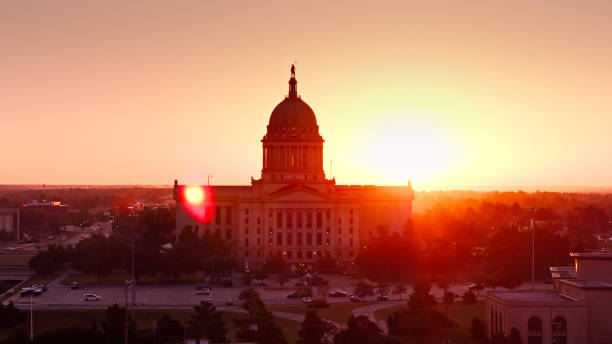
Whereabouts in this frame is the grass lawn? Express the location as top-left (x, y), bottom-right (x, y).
top-left (374, 301), bottom-right (486, 344)
top-left (60, 270), bottom-right (206, 286)
top-left (0, 309), bottom-right (300, 343)
top-left (269, 302), bottom-right (376, 323)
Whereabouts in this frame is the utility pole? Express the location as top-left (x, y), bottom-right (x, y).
top-left (530, 206), bottom-right (536, 291)
top-left (131, 222), bottom-right (135, 320)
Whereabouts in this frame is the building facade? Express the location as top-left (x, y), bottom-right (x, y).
top-left (174, 67), bottom-right (414, 270)
top-left (0, 208), bottom-right (19, 241)
top-left (486, 252), bottom-right (612, 344)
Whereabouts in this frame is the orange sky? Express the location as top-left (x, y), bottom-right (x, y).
top-left (1, 1), bottom-right (611, 189)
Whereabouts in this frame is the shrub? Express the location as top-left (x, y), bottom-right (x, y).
top-left (463, 290), bottom-right (477, 305)
top-left (307, 298), bottom-right (331, 308)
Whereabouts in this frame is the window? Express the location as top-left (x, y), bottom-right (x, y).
top-left (297, 233), bottom-right (303, 245)
top-left (338, 228), bottom-right (341, 234)
top-left (244, 238), bottom-right (249, 247)
top-left (317, 251), bottom-right (322, 257)
top-left (257, 217), bottom-right (261, 225)
top-left (325, 251), bottom-right (330, 257)
top-left (307, 233), bottom-right (312, 245)
top-left (349, 217), bottom-right (353, 225)
top-left (297, 251), bottom-right (302, 259)
top-left (349, 251), bottom-right (353, 257)
top-left (225, 228), bottom-right (231, 239)
top-left (277, 212), bottom-right (283, 228)
top-left (349, 209), bottom-right (354, 216)
top-left (287, 212), bottom-right (293, 228)
top-left (257, 250), bottom-right (261, 257)
top-left (268, 238), bottom-right (273, 246)
top-left (287, 233), bottom-right (293, 245)
top-left (306, 212), bottom-right (313, 228)
top-left (326, 211), bottom-right (330, 219)
top-left (349, 238), bottom-right (353, 246)
top-left (325, 240), bottom-right (329, 247)
top-left (226, 207), bottom-right (232, 225)
top-left (244, 251), bottom-right (249, 256)
top-left (338, 218), bottom-right (342, 225)
top-left (257, 227), bottom-right (261, 234)
top-left (287, 251), bottom-right (293, 259)
top-left (297, 212), bottom-right (303, 228)
top-left (338, 238), bottom-right (341, 245)
top-left (307, 251), bottom-right (312, 259)
top-left (528, 316), bottom-right (542, 344)
top-left (215, 228), bottom-right (220, 236)
top-left (552, 317), bottom-right (567, 344)
top-left (257, 238), bottom-right (261, 245)
top-left (316, 212), bottom-right (322, 228)
top-left (215, 206), bottom-right (221, 225)
top-left (277, 233), bottom-right (282, 245)
top-left (349, 227), bottom-right (353, 234)
top-left (245, 228), bottom-right (249, 235)
top-left (204, 228), bottom-right (209, 235)
top-left (195, 225), bottom-right (199, 234)
top-left (316, 233), bottom-right (322, 245)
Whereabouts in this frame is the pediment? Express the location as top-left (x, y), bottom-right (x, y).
top-left (267, 184), bottom-right (329, 201)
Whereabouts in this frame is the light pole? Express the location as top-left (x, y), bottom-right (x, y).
top-left (30, 293), bottom-right (33, 341)
top-left (530, 206), bottom-right (536, 291)
top-left (124, 279), bottom-right (134, 344)
top-left (128, 212), bottom-right (138, 320)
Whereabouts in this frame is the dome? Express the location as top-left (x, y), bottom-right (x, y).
top-left (268, 97), bottom-right (318, 128)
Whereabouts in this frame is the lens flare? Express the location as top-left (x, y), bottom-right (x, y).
top-left (184, 185), bottom-right (204, 205)
top-left (178, 185), bottom-right (215, 224)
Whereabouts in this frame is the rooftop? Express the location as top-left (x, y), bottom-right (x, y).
top-left (488, 291), bottom-right (579, 303)
top-left (559, 279), bottom-right (612, 290)
top-left (570, 252), bottom-right (612, 260)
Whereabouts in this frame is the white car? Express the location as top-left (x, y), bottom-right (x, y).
top-left (196, 287), bottom-right (211, 295)
top-left (82, 294), bottom-right (101, 301)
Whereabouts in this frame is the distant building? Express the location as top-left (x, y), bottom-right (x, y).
top-left (486, 252), bottom-right (612, 344)
top-left (20, 200), bottom-right (69, 216)
top-left (174, 66), bottom-right (414, 271)
top-left (0, 208), bottom-right (19, 240)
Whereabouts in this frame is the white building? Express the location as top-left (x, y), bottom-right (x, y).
top-left (174, 66), bottom-right (414, 270)
top-left (0, 208), bottom-right (19, 241)
top-left (486, 252), bottom-right (612, 344)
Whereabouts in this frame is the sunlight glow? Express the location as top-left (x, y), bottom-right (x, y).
top-left (184, 185), bottom-right (204, 205)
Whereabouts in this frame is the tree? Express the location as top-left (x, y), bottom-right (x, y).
top-left (334, 314), bottom-right (381, 344)
top-left (234, 289), bottom-right (287, 344)
top-left (156, 313), bottom-right (183, 344)
top-left (275, 272), bottom-right (292, 290)
top-left (315, 256), bottom-right (340, 274)
top-left (263, 255), bottom-right (287, 274)
top-left (187, 301), bottom-right (228, 343)
top-left (407, 280), bottom-right (436, 310)
top-left (470, 316), bottom-right (486, 340)
top-left (101, 304), bottom-right (136, 343)
top-left (353, 280), bottom-right (375, 302)
top-left (253, 269), bottom-right (270, 285)
top-left (375, 283), bottom-right (390, 298)
top-left (391, 284), bottom-right (407, 301)
top-left (442, 291), bottom-right (455, 316)
top-left (507, 327), bottom-right (523, 344)
top-left (0, 302), bottom-right (24, 329)
top-left (462, 290), bottom-right (477, 305)
top-left (298, 310), bottom-right (335, 344)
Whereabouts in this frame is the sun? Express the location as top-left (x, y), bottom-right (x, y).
top-left (184, 185), bottom-right (205, 205)
top-left (346, 112), bottom-right (464, 187)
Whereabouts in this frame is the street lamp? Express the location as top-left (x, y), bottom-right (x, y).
top-left (124, 279), bottom-right (135, 344)
top-left (250, 323), bottom-right (258, 344)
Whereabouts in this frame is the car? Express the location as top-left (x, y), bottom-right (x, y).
top-left (329, 290), bottom-right (348, 297)
top-left (19, 288), bottom-right (39, 297)
top-left (377, 295), bottom-right (389, 301)
top-left (196, 288), bottom-right (211, 295)
top-left (32, 284), bottom-right (47, 292)
top-left (70, 282), bottom-right (79, 290)
top-left (82, 294), bottom-right (101, 301)
top-left (225, 298), bottom-right (234, 306)
top-left (350, 295), bottom-right (361, 302)
top-left (205, 298), bottom-right (213, 304)
top-left (302, 297), bottom-right (312, 304)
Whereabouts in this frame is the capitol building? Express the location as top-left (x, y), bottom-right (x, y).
top-left (174, 67), bottom-right (414, 270)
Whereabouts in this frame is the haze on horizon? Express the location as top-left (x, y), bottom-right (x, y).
top-left (1, 1), bottom-right (611, 190)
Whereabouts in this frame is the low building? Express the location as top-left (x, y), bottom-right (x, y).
top-left (486, 252), bottom-right (612, 344)
top-left (0, 208), bottom-right (19, 241)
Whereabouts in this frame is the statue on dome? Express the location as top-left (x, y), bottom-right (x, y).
top-left (291, 64), bottom-right (295, 78)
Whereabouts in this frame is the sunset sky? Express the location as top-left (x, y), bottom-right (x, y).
top-left (1, 1), bottom-right (611, 189)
